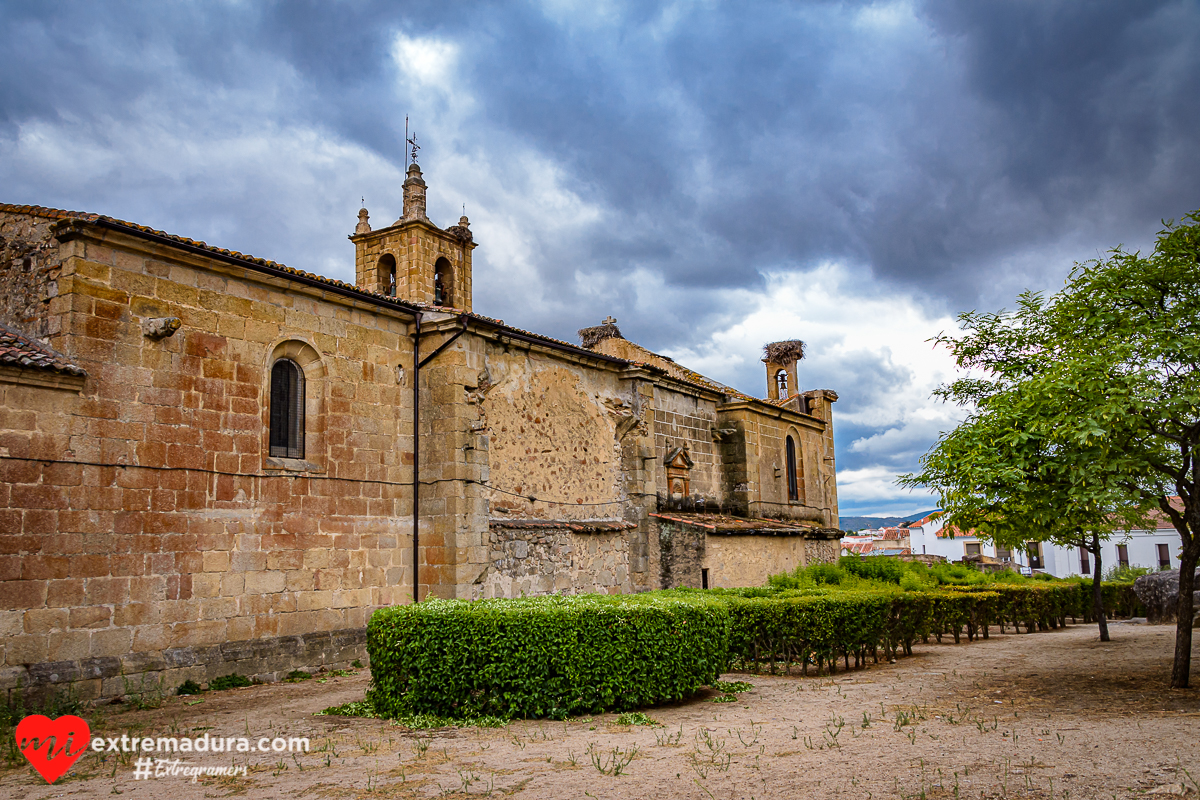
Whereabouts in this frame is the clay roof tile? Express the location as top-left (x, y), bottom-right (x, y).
top-left (0, 322), bottom-right (85, 376)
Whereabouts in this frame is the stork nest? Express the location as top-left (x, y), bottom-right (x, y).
top-left (762, 339), bottom-right (806, 363)
top-left (578, 323), bottom-right (624, 349)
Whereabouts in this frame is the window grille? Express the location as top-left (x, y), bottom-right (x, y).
top-left (269, 359), bottom-right (305, 458)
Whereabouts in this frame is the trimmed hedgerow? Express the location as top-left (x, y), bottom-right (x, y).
top-left (704, 582), bottom-right (1085, 675)
top-left (366, 593), bottom-right (729, 720)
top-left (366, 559), bottom-right (1126, 720)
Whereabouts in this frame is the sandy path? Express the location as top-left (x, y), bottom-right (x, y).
top-left (5, 620), bottom-right (1199, 799)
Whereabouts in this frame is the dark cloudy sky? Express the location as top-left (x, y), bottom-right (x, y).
top-left (3, 0), bottom-right (1198, 515)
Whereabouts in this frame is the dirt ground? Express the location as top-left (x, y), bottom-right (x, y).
top-left (6, 620), bottom-right (1200, 799)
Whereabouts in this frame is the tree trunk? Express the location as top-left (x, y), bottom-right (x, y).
top-left (1170, 542), bottom-right (1198, 689)
top-left (1091, 532), bottom-right (1109, 642)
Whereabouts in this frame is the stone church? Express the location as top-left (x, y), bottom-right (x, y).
top-left (0, 162), bottom-right (840, 700)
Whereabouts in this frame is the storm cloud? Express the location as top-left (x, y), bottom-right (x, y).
top-left (2, 0), bottom-right (1196, 514)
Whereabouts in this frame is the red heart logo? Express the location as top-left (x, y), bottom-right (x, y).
top-left (15, 714), bottom-right (91, 784)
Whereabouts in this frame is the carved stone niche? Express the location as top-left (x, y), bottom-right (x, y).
top-left (664, 445), bottom-right (694, 500)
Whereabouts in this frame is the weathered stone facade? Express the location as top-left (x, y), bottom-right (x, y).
top-left (1, 211), bottom-right (67, 341)
top-left (651, 514), bottom-right (841, 590)
top-left (0, 165), bottom-right (840, 701)
top-left (0, 206), bottom-right (418, 701)
top-left (481, 521), bottom-right (634, 598)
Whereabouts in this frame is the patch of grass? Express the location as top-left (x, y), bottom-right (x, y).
top-left (283, 670), bottom-right (312, 683)
top-left (176, 679), bottom-right (204, 696)
top-left (393, 712), bottom-right (508, 729)
top-left (209, 673), bottom-right (253, 691)
top-left (318, 699), bottom-right (507, 729)
top-left (123, 673), bottom-right (169, 710)
top-left (615, 711), bottom-right (661, 727)
top-left (1, 686), bottom-right (85, 769)
top-left (351, 659), bottom-right (364, 669)
top-left (320, 700), bottom-right (383, 718)
top-left (711, 680), bottom-right (753, 694)
top-left (710, 694), bottom-right (739, 703)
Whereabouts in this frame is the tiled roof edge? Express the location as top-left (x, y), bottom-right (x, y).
top-left (0, 321), bottom-right (86, 376)
top-left (1, 203), bottom-right (426, 318)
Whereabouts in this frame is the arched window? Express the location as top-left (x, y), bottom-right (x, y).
top-left (270, 359), bottom-right (305, 458)
top-left (785, 435), bottom-right (799, 502)
top-left (378, 254), bottom-right (397, 297)
top-left (775, 369), bottom-right (790, 399)
top-left (434, 256), bottom-right (453, 307)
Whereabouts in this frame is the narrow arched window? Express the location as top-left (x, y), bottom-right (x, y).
top-left (378, 254), bottom-right (397, 297)
top-left (434, 256), bottom-right (453, 307)
top-left (270, 359), bottom-right (305, 458)
top-left (785, 435), bottom-right (799, 502)
top-left (775, 369), bottom-right (789, 399)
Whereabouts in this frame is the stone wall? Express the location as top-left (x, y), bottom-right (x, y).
top-left (478, 522), bottom-right (633, 598)
top-left (0, 216), bottom-right (417, 701)
top-left (651, 518), bottom-right (840, 590)
top-left (653, 386), bottom-right (721, 501)
top-left (7, 629), bottom-right (365, 705)
top-left (702, 534), bottom-right (809, 589)
top-left (0, 211), bottom-right (65, 338)
top-left (656, 519), bottom-right (706, 589)
top-left (480, 346), bottom-right (627, 520)
top-left (804, 537), bottom-right (840, 566)
top-left (718, 403), bottom-right (836, 527)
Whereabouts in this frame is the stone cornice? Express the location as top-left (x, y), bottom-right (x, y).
top-left (0, 364), bottom-right (86, 391)
top-left (348, 217), bottom-right (477, 250)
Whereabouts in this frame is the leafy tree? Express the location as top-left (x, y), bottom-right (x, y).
top-left (899, 294), bottom-right (1154, 642)
top-left (902, 211), bottom-right (1200, 687)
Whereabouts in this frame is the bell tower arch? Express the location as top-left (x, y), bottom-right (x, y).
top-left (763, 339), bottom-right (805, 401)
top-left (350, 162), bottom-right (476, 311)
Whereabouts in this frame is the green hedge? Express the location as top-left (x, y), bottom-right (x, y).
top-left (720, 591), bottom-right (894, 675)
top-left (366, 571), bottom-right (1139, 719)
top-left (711, 583), bottom-right (1084, 675)
top-left (366, 594), bottom-right (729, 720)
top-left (1064, 579), bottom-right (1146, 620)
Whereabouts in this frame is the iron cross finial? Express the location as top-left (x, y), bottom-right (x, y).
top-left (603, 316), bottom-right (617, 325)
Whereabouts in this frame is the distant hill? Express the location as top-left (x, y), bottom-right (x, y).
top-left (838, 510), bottom-right (939, 533)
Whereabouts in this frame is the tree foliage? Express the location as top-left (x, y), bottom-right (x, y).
top-left (902, 211), bottom-right (1200, 686)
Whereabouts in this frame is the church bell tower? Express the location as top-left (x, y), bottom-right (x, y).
top-left (350, 162), bottom-right (476, 311)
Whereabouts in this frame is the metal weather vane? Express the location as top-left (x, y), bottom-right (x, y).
top-left (404, 115), bottom-right (420, 165)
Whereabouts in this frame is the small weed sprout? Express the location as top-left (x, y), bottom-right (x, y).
top-left (586, 741), bottom-right (638, 776)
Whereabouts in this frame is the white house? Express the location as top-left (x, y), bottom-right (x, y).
top-left (905, 512), bottom-right (1181, 578)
